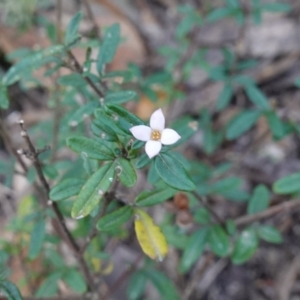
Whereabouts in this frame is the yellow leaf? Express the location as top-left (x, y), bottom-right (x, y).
top-left (134, 208), bottom-right (168, 261)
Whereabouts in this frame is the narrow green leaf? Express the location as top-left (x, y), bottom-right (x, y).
top-left (106, 104), bottom-right (144, 128)
top-left (226, 0), bottom-right (239, 8)
top-left (29, 218), bottom-right (46, 259)
top-left (209, 177), bottom-right (242, 195)
top-left (67, 136), bottom-right (114, 160)
top-left (226, 110), bottom-right (261, 140)
top-left (63, 269), bottom-right (87, 293)
top-left (2, 45), bottom-right (64, 86)
top-left (144, 269), bottom-right (180, 300)
top-left (231, 228), bottom-right (258, 264)
top-left (92, 110), bottom-right (120, 139)
top-left (273, 172), bottom-right (300, 194)
top-left (0, 84), bottom-right (9, 109)
top-left (216, 84), bottom-right (233, 111)
top-left (127, 271), bottom-right (147, 300)
top-left (35, 272), bottom-right (63, 297)
top-left (135, 153), bottom-right (151, 169)
top-left (0, 280), bottom-right (23, 300)
top-left (117, 158), bottom-right (137, 187)
top-left (64, 12), bottom-right (83, 45)
top-left (97, 206), bottom-right (133, 231)
top-left (155, 153), bottom-right (195, 191)
top-left (50, 178), bottom-right (85, 201)
top-left (193, 207), bottom-right (211, 224)
top-left (244, 84), bottom-right (270, 110)
top-left (97, 23), bottom-right (120, 74)
top-left (258, 225), bottom-right (282, 244)
top-left (206, 7), bottom-right (234, 23)
top-left (179, 228), bottom-right (208, 273)
top-left (58, 73), bottom-right (86, 87)
top-left (265, 111), bottom-right (285, 140)
top-left (247, 184), bottom-right (270, 214)
top-left (135, 187), bottom-right (176, 207)
top-left (261, 3), bottom-right (291, 12)
top-left (105, 90), bottom-right (137, 104)
top-left (71, 162), bottom-right (115, 218)
top-left (208, 225), bottom-right (230, 257)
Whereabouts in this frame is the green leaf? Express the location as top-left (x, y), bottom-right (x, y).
top-left (97, 23), bottom-right (120, 74)
top-left (135, 153), bottom-right (151, 169)
top-left (179, 228), bottom-right (208, 274)
top-left (92, 110), bottom-right (120, 139)
top-left (35, 271), bottom-right (63, 297)
top-left (155, 153), bottom-right (195, 191)
top-left (144, 269), bottom-right (180, 300)
top-left (273, 172), bottom-right (300, 194)
top-left (29, 218), bottom-right (46, 259)
top-left (231, 228), bottom-right (258, 264)
top-left (216, 84), bottom-right (233, 111)
top-left (105, 90), bottom-right (137, 104)
top-left (97, 206), bottom-right (133, 231)
top-left (226, 219), bottom-right (237, 235)
top-left (147, 162), bottom-right (160, 184)
top-left (247, 184), bottom-right (270, 214)
top-left (261, 3), bottom-right (291, 12)
top-left (206, 7), bottom-right (234, 23)
top-left (106, 104), bottom-right (144, 127)
top-left (226, 0), bottom-right (239, 8)
top-left (265, 111), bottom-right (285, 140)
top-left (58, 73), bottom-right (86, 87)
top-left (127, 271), bottom-right (147, 300)
top-left (117, 158), bottom-right (137, 187)
top-left (71, 162), bottom-right (115, 218)
top-left (50, 178), bottom-right (85, 201)
top-left (63, 269), bottom-right (87, 293)
top-left (208, 225), bottom-right (230, 257)
top-left (193, 207), bottom-right (211, 224)
top-left (226, 110), bottom-right (261, 140)
top-left (67, 136), bottom-right (114, 160)
top-left (0, 280), bottom-right (23, 300)
top-left (258, 225), bottom-right (282, 244)
top-left (64, 12), bottom-right (83, 45)
top-left (135, 187), bottom-right (176, 207)
top-left (209, 177), bottom-right (242, 195)
top-left (175, 17), bottom-right (195, 39)
top-left (2, 45), bottom-right (64, 86)
top-left (0, 84), bottom-right (9, 109)
top-left (244, 84), bottom-right (270, 110)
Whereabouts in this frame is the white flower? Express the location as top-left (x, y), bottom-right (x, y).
top-left (130, 108), bottom-right (181, 158)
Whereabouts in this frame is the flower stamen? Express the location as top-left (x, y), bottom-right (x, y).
top-left (151, 130), bottom-right (161, 141)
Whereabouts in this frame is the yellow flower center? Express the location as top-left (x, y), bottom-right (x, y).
top-left (151, 130), bottom-right (161, 141)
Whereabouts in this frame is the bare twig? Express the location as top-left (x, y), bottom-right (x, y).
top-left (234, 199), bottom-right (300, 226)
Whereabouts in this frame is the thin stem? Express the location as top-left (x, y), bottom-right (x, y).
top-left (15, 120), bottom-right (98, 294)
top-left (67, 51), bottom-right (105, 98)
top-left (81, 0), bottom-right (101, 39)
top-left (192, 192), bottom-right (225, 225)
top-left (234, 198), bottom-right (300, 226)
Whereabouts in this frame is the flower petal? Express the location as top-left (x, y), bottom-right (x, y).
top-left (150, 108), bottom-right (165, 131)
top-left (130, 125), bottom-right (151, 141)
top-left (161, 128), bottom-right (181, 145)
top-left (145, 140), bottom-right (162, 159)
